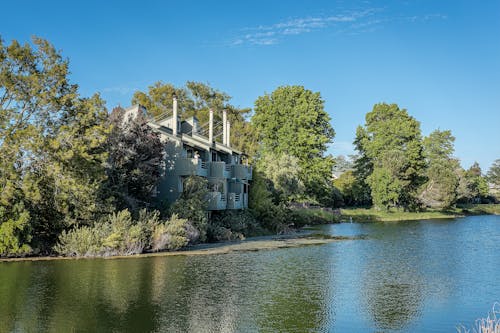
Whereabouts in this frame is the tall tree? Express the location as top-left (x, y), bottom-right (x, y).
top-left (354, 103), bottom-right (425, 210)
top-left (458, 162), bottom-right (489, 203)
top-left (0, 37), bottom-right (110, 254)
top-left (131, 82), bottom-right (192, 118)
top-left (487, 159), bottom-right (500, 185)
top-left (253, 85), bottom-right (335, 204)
top-left (486, 159), bottom-right (500, 200)
top-left (419, 130), bottom-right (460, 208)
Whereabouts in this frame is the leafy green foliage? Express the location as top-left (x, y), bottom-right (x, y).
top-left (457, 162), bottom-right (489, 203)
top-left (257, 153), bottom-right (304, 202)
top-left (0, 203), bottom-right (31, 256)
top-left (367, 167), bottom-right (403, 210)
top-left (333, 171), bottom-right (357, 206)
top-left (0, 36), bottom-right (110, 254)
top-left (354, 103), bottom-right (425, 210)
top-left (132, 82), bottom-right (192, 118)
top-left (54, 209), bottom-right (194, 256)
top-left (487, 159), bottom-right (500, 185)
top-left (151, 214), bottom-right (192, 251)
top-left (418, 130), bottom-right (460, 208)
top-left (253, 86), bottom-right (335, 203)
top-left (208, 210), bottom-right (262, 241)
top-left (170, 176), bottom-right (208, 242)
top-left (248, 170), bottom-right (290, 233)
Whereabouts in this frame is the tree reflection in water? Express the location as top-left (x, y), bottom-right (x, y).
top-left (367, 281), bottom-right (422, 330)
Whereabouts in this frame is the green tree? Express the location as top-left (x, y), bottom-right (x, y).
top-left (131, 82), bottom-right (192, 118)
top-left (105, 107), bottom-right (164, 212)
top-left (248, 170), bottom-right (287, 233)
top-left (253, 85), bottom-right (335, 203)
top-left (257, 153), bottom-right (304, 202)
top-left (170, 176), bottom-right (208, 242)
top-left (486, 159), bottom-right (500, 185)
top-left (0, 36), bottom-right (110, 254)
top-left (333, 155), bottom-right (353, 173)
top-left (486, 159), bottom-right (500, 200)
top-left (458, 162), bottom-right (489, 203)
top-left (419, 130), bottom-right (460, 208)
top-left (333, 170), bottom-right (357, 206)
top-left (354, 103), bottom-right (425, 210)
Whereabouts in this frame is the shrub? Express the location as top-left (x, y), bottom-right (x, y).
top-left (151, 214), bottom-right (194, 251)
top-left (208, 210), bottom-right (263, 242)
top-left (0, 204), bottom-right (32, 256)
top-left (101, 209), bottom-right (147, 256)
top-left (170, 176), bottom-right (208, 241)
top-left (54, 209), bottom-right (196, 257)
top-left (54, 226), bottom-right (105, 257)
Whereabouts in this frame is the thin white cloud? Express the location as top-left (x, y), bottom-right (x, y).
top-left (230, 9), bottom-right (380, 46)
top-left (229, 8), bottom-right (447, 46)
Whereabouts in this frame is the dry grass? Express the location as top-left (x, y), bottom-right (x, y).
top-left (457, 303), bottom-right (500, 333)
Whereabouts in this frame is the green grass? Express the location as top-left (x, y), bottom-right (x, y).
top-left (292, 204), bottom-right (500, 224)
top-left (340, 207), bottom-right (457, 222)
top-left (456, 203), bottom-right (500, 215)
top-left (293, 208), bottom-right (339, 223)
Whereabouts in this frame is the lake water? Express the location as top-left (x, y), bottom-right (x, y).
top-left (1, 215), bottom-right (499, 332)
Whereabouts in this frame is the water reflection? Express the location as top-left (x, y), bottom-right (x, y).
top-left (255, 248), bottom-right (334, 332)
top-left (361, 224), bottom-right (424, 331)
top-left (0, 216), bottom-right (499, 332)
top-left (367, 282), bottom-right (422, 330)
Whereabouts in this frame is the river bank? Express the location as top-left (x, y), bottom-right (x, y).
top-left (3, 204), bottom-right (498, 262)
top-left (294, 203), bottom-right (500, 223)
top-left (0, 232), bottom-right (357, 263)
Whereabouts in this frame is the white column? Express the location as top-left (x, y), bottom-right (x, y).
top-left (227, 121), bottom-right (231, 147)
top-left (222, 109), bottom-right (227, 145)
top-left (209, 108), bottom-right (214, 144)
top-left (172, 94), bottom-right (178, 136)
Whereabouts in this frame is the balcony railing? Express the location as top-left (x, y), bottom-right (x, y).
top-left (171, 158), bottom-right (208, 177)
top-left (207, 191), bottom-right (227, 210)
top-left (209, 162), bottom-right (231, 178)
top-left (227, 192), bottom-right (243, 210)
top-left (231, 164), bottom-right (252, 180)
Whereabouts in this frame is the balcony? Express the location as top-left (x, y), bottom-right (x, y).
top-left (209, 162), bottom-right (231, 178)
top-left (231, 164), bottom-right (252, 180)
top-left (227, 192), bottom-right (243, 210)
top-left (172, 158), bottom-right (208, 177)
top-left (207, 191), bottom-right (227, 210)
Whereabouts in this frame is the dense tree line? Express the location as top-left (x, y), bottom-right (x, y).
top-left (335, 103), bottom-right (497, 211)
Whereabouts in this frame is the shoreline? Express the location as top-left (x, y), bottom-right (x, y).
top-left (2, 205), bottom-right (498, 262)
top-left (295, 204), bottom-right (500, 223)
top-left (0, 233), bottom-right (356, 263)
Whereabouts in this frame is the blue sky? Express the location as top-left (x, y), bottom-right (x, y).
top-left (2, 0), bottom-right (499, 170)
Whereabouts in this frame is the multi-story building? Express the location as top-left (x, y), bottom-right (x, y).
top-left (122, 96), bottom-right (252, 210)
